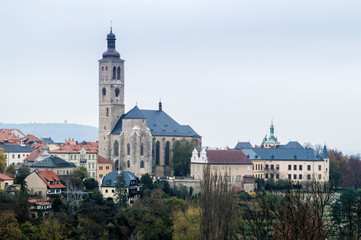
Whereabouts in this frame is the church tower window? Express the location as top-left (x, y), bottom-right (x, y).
top-left (102, 88), bottom-right (106, 102)
top-left (127, 143), bottom-right (130, 155)
top-left (115, 88), bottom-right (120, 97)
top-left (127, 160), bottom-right (130, 168)
top-left (112, 66), bottom-right (116, 79)
top-left (140, 143), bottom-right (144, 156)
top-left (155, 141), bottom-right (160, 165)
top-left (106, 108), bottom-right (109, 117)
top-left (117, 67), bottom-right (121, 80)
top-left (114, 141), bottom-right (119, 157)
top-left (140, 160), bottom-right (144, 168)
top-left (165, 141), bottom-right (170, 165)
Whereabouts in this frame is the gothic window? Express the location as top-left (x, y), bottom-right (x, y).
top-left (102, 88), bottom-right (106, 102)
top-left (114, 141), bottom-right (119, 157)
top-left (114, 160), bottom-right (119, 171)
top-left (115, 88), bottom-right (120, 97)
top-left (165, 141), bottom-right (170, 165)
top-left (140, 143), bottom-right (144, 156)
top-left (117, 67), bottom-right (121, 80)
top-left (112, 66), bottom-right (116, 79)
top-left (140, 160), bottom-right (144, 168)
top-left (127, 143), bottom-right (130, 155)
top-left (105, 66), bottom-right (108, 70)
top-left (127, 160), bottom-right (130, 168)
top-left (101, 66), bottom-right (104, 71)
top-left (106, 108), bottom-right (109, 117)
top-left (155, 141), bottom-right (160, 165)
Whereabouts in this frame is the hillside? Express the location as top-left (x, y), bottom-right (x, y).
top-left (0, 123), bottom-right (98, 143)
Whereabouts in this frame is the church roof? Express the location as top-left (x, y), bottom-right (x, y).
top-left (123, 106), bottom-right (146, 119)
top-left (112, 108), bottom-right (200, 137)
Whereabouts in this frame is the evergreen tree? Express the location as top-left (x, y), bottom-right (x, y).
top-left (115, 172), bottom-right (128, 207)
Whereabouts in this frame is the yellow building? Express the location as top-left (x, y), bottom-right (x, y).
top-left (0, 173), bottom-right (14, 190)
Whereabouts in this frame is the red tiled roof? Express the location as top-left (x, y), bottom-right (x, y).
top-left (23, 134), bottom-right (43, 145)
top-left (0, 173), bottom-right (14, 181)
top-left (206, 150), bottom-right (252, 165)
top-left (25, 148), bottom-right (46, 162)
top-left (0, 132), bottom-right (22, 144)
top-left (0, 129), bottom-right (25, 136)
top-left (98, 155), bottom-right (112, 164)
top-left (36, 170), bottom-right (66, 189)
top-left (50, 140), bottom-right (98, 154)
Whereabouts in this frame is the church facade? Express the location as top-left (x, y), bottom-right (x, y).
top-left (98, 29), bottom-right (201, 177)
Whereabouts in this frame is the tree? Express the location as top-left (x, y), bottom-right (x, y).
top-left (140, 173), bottom-right (154, 190)
top-left (65, 178), bottom-right (86, 216)
top-left (172, 140), bottom-right (196, 176)
top-left (332, 189), bottom-right (361, 239)
top-left (20, 221), bottom-right (37, 240)
top-left (0, 148), bottom-right (6, 173)
top-left (200, 166), bottom-right (236, 240)
top-left (0, 211), bottom-right (22, 240)
top-left (15, 164), bottom-right (30, 186)
top-left (115, 172), bottom-right (128, 207)
top-left (72, 166), bottom-right (88, 181)
top-left (83, 178), bottom-right (98, 191)
top-left (172, 206), bottom-right (201, 240)
top-left (5, 164), bottom-right (16, 178)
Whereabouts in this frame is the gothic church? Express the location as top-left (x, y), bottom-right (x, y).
top-left (98, 29), bottom-right (201, 177)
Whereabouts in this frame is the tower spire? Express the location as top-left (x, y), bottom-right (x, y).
top-left (159, 99), bottom-right (162, 111)
top-left (102, 26), bottom-right (120, 59)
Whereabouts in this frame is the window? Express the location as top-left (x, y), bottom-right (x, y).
top-left (106, 108), bottom-right (109, 117)
top-left (165, 141), bottom-right (170, 165)
top-left (99, 166), bottom-right (103, 170)
top-left (102, 88), bottom-right (106, 102)
top-left (115, 88), bottom-right (120, 97)
top-left (99, 174), bottom-right (103, 178)
top-left (12, 154), bottom-right (15, 158)
top-left (271, 173), bottom-right (274, 179)
top-left (288, 165), bottom-right (291, 170)
top-left (236, 175), bottom-right (242, 182)
top-left (105, 189), bottom-right (108, 193)
top-left (294, 165), bottom-right (297, 170)
top-left (265, 174), bottom-right (269, 179)
top-left (318, 174), bottom-right (321, 180)
top-left (293, 174), bottom-right (297, 180)
top-left (114, 141), bottom-right (119, 157)
top-left (299, 174), bottom-right (302, 179)
top-left (140, 160), bottom-right (145, 168)
top-left (299, 165), bottom-right (302, 171)
top-left (276, 174), bottom-right (279, 179)
top-left (18, 154), bottom-right (20, 158)
top-left (288, 174), bottom-right (291, 180)
top-left (117, 67), bottom-right (121, 80)
top-left (271, 165), bottom-right (274, 170)
top-left (276, 165), bottom-right (279, 170)
top-left (127, 160), bottom-right (130, 168)
top-left (155, 141), bottom-right (160, 165)
top-left (225, 176), bottom-right (231, 182)
top-left (265, 164), bottom-right (269, 170)
top-left (140, 143), bottom-right (144, 156)
top-left (307, 174), bottom-right (311, 180)
top-left (127, 143), bottom-right (130, 155)
top-left (106, 166), bottom-right (110, 170)
top-left (318, 165), bottom-right (321, 171)
top-left (112, 66), bottom-right (116, 79)
top-left (307, 165), bottom-right (311, 171)
top-left (213, 166), bottom-right (216, 170)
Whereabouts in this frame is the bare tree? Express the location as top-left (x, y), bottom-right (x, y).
top-left (65, 178), bottom-right (86, 216)
top-left (200, 166), bottom-right (235, 240)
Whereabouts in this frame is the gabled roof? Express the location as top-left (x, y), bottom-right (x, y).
top-left (25, 148), bottom-right (48, 162)
top-left (41, 137), bottom-right (55, 144)
top-left (244, 147), bottom-right (323, 161)
top-left (206, 150), bottom-right (252, 165)
top-left (0, 173), bottom-right (14, 181)
top-left (98, 155), bottom-right (112, 164)
top-left (123, 106), bottom-right (146, 119)
top-left (112, 107), bottom-right (200, 137)
top-left (234, 142), bottom-right (253, 150)
top-left (0, 143), bottom-right (34, 153)
top-left (276, 141), bottom-right (303, 149)
top-left (36, 170), bottom-right (65, 189)
top-left (31, 156), bottom-right (76, 169)
top-left (101, 171), bottom-right (138, 188)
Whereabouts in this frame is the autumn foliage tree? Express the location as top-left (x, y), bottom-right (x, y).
top-left (172, 140), bottom-right (195, 176)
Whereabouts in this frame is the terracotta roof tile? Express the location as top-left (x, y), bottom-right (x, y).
top-left (0, 173), bottom-right (14, 181)
top-left (36, 170), bottom-right (66, 189)
top-left (206, 150), bottom-right (252, 165)
top-left (98, 155), bottom-right (112, 164)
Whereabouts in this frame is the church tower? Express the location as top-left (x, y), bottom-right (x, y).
top-left (98, 28), bottom-right (125, 160)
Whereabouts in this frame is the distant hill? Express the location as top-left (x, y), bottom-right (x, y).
top-left (0, 123), bottom-right (98, 143)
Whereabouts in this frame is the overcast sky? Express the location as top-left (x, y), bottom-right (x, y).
top-left (1, 0), bottom-right (361, 153)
